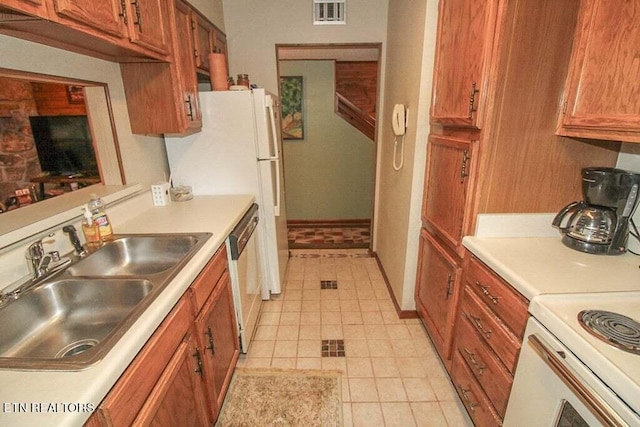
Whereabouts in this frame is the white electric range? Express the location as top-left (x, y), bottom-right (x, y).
top-left (505, 290), bottom-right (640, 426)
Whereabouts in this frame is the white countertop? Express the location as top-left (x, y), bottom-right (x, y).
top-left (463, 236), bottom-right (640, 301)
top-left (0, 193), bottom-right (254, 427)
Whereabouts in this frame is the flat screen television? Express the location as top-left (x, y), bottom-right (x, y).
top-left (29, 115), bottom-right (99, 177)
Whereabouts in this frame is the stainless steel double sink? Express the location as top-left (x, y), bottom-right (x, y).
top-left (0, 233), bottom-right (211, 370)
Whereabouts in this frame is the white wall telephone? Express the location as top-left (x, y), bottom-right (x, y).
top-left (392, 104), bottom-right (406, 136)
top-left (392, 104), bottom-right (407, 170)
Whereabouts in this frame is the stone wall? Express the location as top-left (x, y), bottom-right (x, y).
top-left (0, 78), bottom-right (41, 210)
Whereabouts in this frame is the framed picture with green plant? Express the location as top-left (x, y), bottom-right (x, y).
top-left (279, 76), bottom-right (304, 140)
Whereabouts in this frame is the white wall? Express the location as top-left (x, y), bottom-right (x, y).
top-left (374, 0), bottom-right (438, 309)
top-left (188, 0), bottom-right (225, 30)
top-left (280, 60), bottom-right (375, 220)
top-left (221, 0), bottom-right (389, 94)
top-left (222, 0), bottom-right (444, 310)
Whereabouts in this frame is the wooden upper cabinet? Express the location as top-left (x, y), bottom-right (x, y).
top-left (125, 0), bottom-right (171, 56)
top-left (558, 0), bottom-right (640, 143)
top-left (430, 0), bottom-right (498, 128)
top-left (172, 0), bottom-right (201, 130)
top-left (1, 0), bottom-right (47, 16)
top-left (422, 134), bottom-right (477, 256)
top-left (212, 28), bottom-right (227, 55)
top-left (53, 0), bottom-right (127, 38)
top-left (192, 10), bottom-right (214, 74)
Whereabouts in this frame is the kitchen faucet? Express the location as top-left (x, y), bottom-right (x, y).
top-left (0, 233), bottom-right (71, 307)
top-left (25, 233), bottom-right (71, 280)
top-left (0, 233), bottom-right (72, 306)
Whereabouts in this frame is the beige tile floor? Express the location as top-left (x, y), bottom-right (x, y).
top-left (236, 249), bottom-right (473, 426)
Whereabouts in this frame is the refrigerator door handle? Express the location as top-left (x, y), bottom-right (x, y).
top-left (266, 99), bottom-right (282, 217)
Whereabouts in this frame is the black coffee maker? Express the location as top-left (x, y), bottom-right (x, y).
top-left (553, 167), bottom-right (640, 255)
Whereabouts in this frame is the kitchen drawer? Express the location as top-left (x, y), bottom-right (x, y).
top-left (451, 350), bottom-right (502, 427)
top-left (189, 244), bottom-right (228, 315)
top-left (465, 256), bottom-right (528, 338)
top-left (456, 309), bottom-right (513, 415)
top-left (94, 297), bottom-right (191, 426)
top-left (460, 285), bottom-right (521, 373)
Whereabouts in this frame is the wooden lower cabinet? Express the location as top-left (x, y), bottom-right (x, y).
top-left (451, 351), bottom-right (502, 427)
top-left (85, 245), bottom-right (238, 426)
top-left (134, 330), bottom-right (210, 426)
top-left (449, 254), bottom-right (529, 424)
top-left (194, 270), bottom-right (239, 420)
top-left (414, 228), bottom-right (462, 364)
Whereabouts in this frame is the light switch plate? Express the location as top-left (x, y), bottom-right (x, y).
top-left (151, 182), bottom-right (171, 206)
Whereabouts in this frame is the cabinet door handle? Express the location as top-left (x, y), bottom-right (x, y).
top-left (458, 387), bottom-right (478, 412)
top-left (475, 281), bottom-right (500, 305)
top-left (445, 274), bottom-right (454, 299)
top-left (186, 95), bottom-right (194, 120)
top-left (463, 348), bottom-right (486, 375)
top-left (468, 82), bottom-right (479, 119)
top-left (205, 326), bottom-right (216, 355)
top-left (466, 312), bottom-right (492, 339)
top-left (460, 150), bottom-right (470, 183)
top-left (192, 347), bottom-right (204, 377)
top-left (119, 0), bottom-right (128, 24)
top-left (131, 0), bottom-right (142, 31)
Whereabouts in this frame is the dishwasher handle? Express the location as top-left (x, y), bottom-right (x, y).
top-left (228, 204), bottom-right (259, 260)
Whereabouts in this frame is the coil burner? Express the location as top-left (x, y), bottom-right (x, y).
top-left (578, 310), bottom-right (640, 355)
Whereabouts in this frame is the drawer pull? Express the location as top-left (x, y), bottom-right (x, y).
top-left (466, 313), bottom-right (492, 339)
top-left (459, 387), bottom-right (478, 412)
top-left (475, 281), bottom-right (500, 305)
top-left (463, 348), bottom-right (486, 375)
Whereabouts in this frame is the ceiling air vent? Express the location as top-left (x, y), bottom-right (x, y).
top-left (313, 0), bottom-right (346, 25)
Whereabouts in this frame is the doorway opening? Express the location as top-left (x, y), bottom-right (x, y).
top-left (276, 44), bottom-right (381, 251)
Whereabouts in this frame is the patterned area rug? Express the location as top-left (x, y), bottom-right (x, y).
top-left (288, 223), bottom-right (370, 249)
top-left (216, 369), bottom-right (343, 426)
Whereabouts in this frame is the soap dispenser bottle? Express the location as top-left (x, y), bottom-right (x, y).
top-left (88, 193), bottom-right (113, 242)
top-left (82, 206), bottom-right (102, 249)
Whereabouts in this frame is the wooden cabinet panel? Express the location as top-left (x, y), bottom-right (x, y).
top-left (195, 270), bottom-right (239, 420)
top-left (558, 0), bottom-right (640, 142)
top-left (1, 0), bottom-right (47, 16)
top-left (169, 0), bottom-right (200, 131)
top-left (53, 0), bottom-right (127, 38)
top-left (422, 134), bottom-right (477, 255)
top-left (126, 0), bottom-right (171, 56)
top-left (0, 0), bottom-right (170, 61)
top-left (460, 286), bottom-right (521, 373)
top-left (464, 256), bottom-right (528, 338)
top-left (120, 0), bottom-right (202, 135)
top-left (451, 351), bottom-right (502, 427)
top-left (415, 228), bottom-right (461, 362)
top-left (190, 244), bottom-right (227, 313)
top-left (212, 27), bottom-right (227, 56)
top-left (93, 298), bottom-right (191, 426)
top-left (430, 0), bottom-right (498, 128)
top-left (192, 11), bottom-right (214, 74)
top-left (456, 311), bottom-right (512, 415)
top-left (134, 331), bottom-right (210, 426)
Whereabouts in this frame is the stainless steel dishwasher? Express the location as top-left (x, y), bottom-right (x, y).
top-left (226, 203), bottom-right (263, 353)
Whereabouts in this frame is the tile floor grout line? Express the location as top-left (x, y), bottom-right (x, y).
top-left (235, 249), bottom-right (472, 426)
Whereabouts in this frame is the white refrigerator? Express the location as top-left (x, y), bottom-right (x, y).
top-left (164, 89), bottom-right (289, 296)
